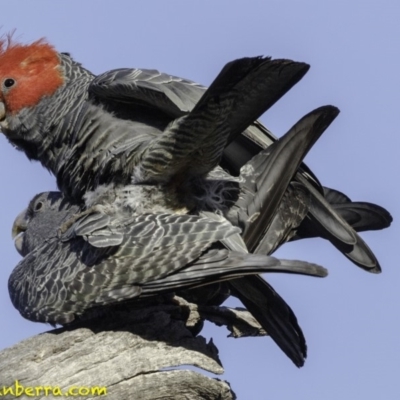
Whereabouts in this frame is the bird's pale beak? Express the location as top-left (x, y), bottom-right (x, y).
top-left (12, 209), bottom-right (29, 256)
top-left (12, 209), bottom-right (29, 239)
top-left (0, 101), bottom-right (5, 121)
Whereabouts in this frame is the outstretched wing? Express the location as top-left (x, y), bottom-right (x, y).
top-left (321, 187), bottom-right (393, 232)
top-left (93, 58), bottom-right (310, 183)
top-left (90, 59), bottom-right (309, 131)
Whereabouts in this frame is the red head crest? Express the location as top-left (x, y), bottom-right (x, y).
top-left (0, 35), bottom-right (64, 114)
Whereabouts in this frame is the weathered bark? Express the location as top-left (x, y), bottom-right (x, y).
top-left (0, 297), bottom-right (265, 400)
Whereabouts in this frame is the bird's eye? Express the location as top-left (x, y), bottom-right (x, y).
top-left (34, 201), bottom-right (43, 212)
top-left (4, 78), bottom-right (15, 88)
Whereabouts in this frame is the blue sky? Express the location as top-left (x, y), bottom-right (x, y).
top-left (0, 1), bottom-right (398, 399)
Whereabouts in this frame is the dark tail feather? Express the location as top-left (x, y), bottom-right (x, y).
top-left (142, 250), bottom-right (327, 294)
top-left (238, 105), bottom-right (340, 252)
top-left (142, 250), bottom-right (327, 367)
top-left (293, 186), bottom-right (391, 271)
top-left (296, 175), bottom-right (357, 249)
top-left (294, 177), bottom-right (383, 273)
top-left (295, 187), bottom-right (391, 271)
top-left (323, 187), bottom-right (393, 232)
top-left (229, 275), bottom-right (307, 367)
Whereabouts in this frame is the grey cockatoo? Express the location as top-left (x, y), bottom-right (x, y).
top-left (9, 191), bottom-right (327, 334)
top-left (0, 38), bottom-right (391, 273)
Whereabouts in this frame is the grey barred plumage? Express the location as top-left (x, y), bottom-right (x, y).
top-left (9, 192), bottom-right (327, 325)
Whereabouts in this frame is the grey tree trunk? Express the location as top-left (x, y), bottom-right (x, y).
top-left (0, 296), bottom-right (265, 399)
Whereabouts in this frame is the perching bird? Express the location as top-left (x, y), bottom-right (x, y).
top-left (9, 191), bottom-right (327, 327)
top-left (0, 37), bottom-right (391, 273)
